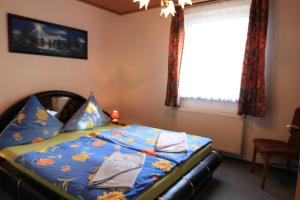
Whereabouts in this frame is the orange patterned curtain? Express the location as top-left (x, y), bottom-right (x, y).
top-left (165, 7), bottom-right (185, 107)
top-left (238, 0), bottom-right (269, 117)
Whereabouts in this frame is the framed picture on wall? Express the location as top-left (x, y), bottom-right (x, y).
top-left (7, 13), bottom-right (88, 59)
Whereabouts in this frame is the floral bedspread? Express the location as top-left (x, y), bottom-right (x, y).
top-left (96, 124), bottom-right (212, 164)
top-left (15, 136), bottom-right (175, 200)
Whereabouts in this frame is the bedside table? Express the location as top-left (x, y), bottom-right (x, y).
top-left (112, 122), bottom-right (126, 126)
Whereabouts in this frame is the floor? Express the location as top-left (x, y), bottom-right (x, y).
top-left (0, 157), bottom-right (297, 200)
top-left (194, 158), bottom-right (297, 200)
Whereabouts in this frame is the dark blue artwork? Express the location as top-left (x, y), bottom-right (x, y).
top-left (8, 14), bottom-right (87, 59)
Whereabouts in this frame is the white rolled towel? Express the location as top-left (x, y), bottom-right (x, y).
top-left (155, 132), bottom-right (188, 153)
top-left (89, 151), bottom-right (145, 190)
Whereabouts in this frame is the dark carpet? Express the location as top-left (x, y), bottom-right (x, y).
top-left (193, 157), bottom-right (297, 200)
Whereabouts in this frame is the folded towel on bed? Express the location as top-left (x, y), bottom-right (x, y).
top-left (155, 132), bottom-right (188, 153)
top-left (88, 151), bottom-right (145, 190)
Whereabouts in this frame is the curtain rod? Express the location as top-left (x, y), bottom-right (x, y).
top-left (185, 0), bottom-right (230, 8)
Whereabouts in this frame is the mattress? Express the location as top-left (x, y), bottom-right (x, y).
top-left (0, 124), bottom-right (212, 200)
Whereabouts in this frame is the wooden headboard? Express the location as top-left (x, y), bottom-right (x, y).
top-left (0, 90), bottom-right (109, 132)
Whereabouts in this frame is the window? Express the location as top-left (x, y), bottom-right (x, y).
top-left (179, 0), bottom-right (251, 103)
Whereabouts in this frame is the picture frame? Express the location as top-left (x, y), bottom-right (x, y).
top-left (8, 13), bottom-right (88, 59)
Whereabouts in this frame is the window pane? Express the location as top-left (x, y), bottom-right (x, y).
top-left (179, 0), bottom-right (251, 102)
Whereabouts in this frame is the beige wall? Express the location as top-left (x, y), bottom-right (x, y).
top-left (0, 0), bottom-right (120, 113)
top-left (117, 0), bottom-right (300, 161)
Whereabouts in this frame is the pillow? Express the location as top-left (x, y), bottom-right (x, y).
top-left (0, 96), bottom-right (63, 149)
top-left (62, 93), bottom-right (111, 132)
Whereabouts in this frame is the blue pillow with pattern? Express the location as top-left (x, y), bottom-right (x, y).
top-left (0, 96), bottom-right (63, 149)
top-left (63, 93), bottom-right (111, 132)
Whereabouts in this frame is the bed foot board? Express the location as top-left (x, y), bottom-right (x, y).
top-left (158, 151), bottom-right (222, 200)
top-left (0, 159), bottom-right (64, 200)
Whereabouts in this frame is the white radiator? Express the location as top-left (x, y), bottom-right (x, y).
top-left (177, 109), bottom-right (244, 155)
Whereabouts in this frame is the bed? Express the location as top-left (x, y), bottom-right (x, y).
top-left (0, 90), bottom-right (222, 200)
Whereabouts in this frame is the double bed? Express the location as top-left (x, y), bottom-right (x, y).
top-left (0, 90), bottom-right (221, 200)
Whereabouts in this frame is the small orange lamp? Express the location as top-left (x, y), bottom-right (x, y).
top-left (111, 110), bottom-right (120, 123)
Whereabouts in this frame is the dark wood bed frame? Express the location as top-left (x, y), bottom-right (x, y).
top-left (0, 90), bottom-right (222, 200)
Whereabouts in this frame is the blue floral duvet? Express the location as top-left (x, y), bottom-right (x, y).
top-left (15, 136), bottom-right (175, 200)
top-left (96, 124), bottom-right (212, 164)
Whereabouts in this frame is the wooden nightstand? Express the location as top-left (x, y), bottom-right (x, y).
top-left (112, 122), bottom-right (126, 126)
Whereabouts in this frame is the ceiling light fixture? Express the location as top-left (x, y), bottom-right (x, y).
top-left (133, 0), bottom-right (193, 18)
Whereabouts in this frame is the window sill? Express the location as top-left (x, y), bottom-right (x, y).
top-left (179, 97), bottom-right (238, 115)
top-left (178, 106), bottom-right (240, 118)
